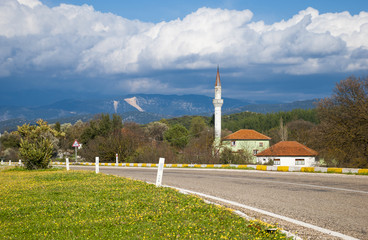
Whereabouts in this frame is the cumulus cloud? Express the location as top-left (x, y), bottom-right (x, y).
top-left (0, 0), bottom-right (368, 82)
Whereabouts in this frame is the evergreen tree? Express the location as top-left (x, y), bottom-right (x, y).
top-left (164, 124), bottom-right (189, 149)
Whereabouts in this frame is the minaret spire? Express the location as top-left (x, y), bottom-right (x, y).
top-left (213, 66), bottom-right (224, 145)
top-left (215, 65), bottom-right (221, 86)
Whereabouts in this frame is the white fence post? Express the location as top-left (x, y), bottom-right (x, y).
top-left (66, 158), bottom-right (70, 171)
top-left (1, 159), bottom-right (3, 165)
top-left (9, 160), bottom-right (11, 166)
top-left (116, 153), bottom-right (118, 166)
top-left (18, 159), bottom-right (21, 166)
top-left (156, 158), bottom-right (165, 187)
top-left (95, 157), bottom-right (99, 173)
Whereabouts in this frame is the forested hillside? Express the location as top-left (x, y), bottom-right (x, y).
top-left (165, 108), bottom-right (317, 144)
top-left (222, 109), bottom-right (318, 133)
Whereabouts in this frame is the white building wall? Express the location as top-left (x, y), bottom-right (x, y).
top-left (257, 156), bottom-right (316, 167)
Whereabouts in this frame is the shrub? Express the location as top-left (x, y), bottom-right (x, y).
top-left (19, 138), bottom-right (53, 169)
top-left (17, 120), bottom-right (64, 170)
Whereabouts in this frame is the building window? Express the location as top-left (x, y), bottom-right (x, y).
top-left (253, 149), bottom-right (258, 155)
top-left (295, 159), bottom-right (305, 165)
top-left (274, 159), bottom-right (280, 165)
top-left (259, 142), bottom-right (263, 147)
top-left (231, 141), bottom-right (236, 146)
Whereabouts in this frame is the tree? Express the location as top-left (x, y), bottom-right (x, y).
top-left (145, 121), bottom-right (168, 142)
top-left (287, 119), bottom-right (315, 145)
top-left (183, 125), bottom-right (214, 164)
top-left (189, 116), bottom-right (207, 139)
top-left (54, 122), bottom-right (61, 132)
top-left (0, 131), bottom-right (20, 161)
top-left (112, 114), bottom-right (123, 132)
top-left (278, 117), bottom-right (288, 141)
top-left (164, 124), bottom-right (189, 149)
top-left (17, 119), bottom-right (65, 169)
top-left (80, 122), bottom-right (145, 163)
top-left (314, 76), bottom-right (368, 167)
top-left (0, 131), bottom-right (20, 149)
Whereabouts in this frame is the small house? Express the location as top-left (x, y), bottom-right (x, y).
top-left (256, 141), bottom-right (318, 167)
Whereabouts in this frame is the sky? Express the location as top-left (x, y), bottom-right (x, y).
top-left (1, 0), bottom-right (368, 106)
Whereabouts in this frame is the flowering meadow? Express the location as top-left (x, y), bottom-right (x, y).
top-left (0, 168), bottom-right (290, 239)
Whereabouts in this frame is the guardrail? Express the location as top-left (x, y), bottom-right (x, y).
top-left (51, 162), bottom-right (368, 174)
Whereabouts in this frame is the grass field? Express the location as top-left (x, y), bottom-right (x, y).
top-left (0, 167), bottom-right (290, 239)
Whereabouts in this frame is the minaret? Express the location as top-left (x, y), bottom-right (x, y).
top-left (213, 66), bottom-right (223, 145)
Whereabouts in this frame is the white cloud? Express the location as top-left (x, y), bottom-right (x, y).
top-left (0, 0), bottom-right (368, 80)
top-left (17, 0), bottom-right (41, 9)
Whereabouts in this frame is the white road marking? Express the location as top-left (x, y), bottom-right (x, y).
top-left (165, 184), bottom-right (360, 240)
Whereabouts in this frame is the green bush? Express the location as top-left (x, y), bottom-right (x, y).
top-left (220, 148), bottom-right (253, 164)
top-left (19, 138), bottom-right (53, 169)
top-left (17, 120), bottom-right (64, 170)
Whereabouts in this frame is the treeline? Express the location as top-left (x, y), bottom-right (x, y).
top-left (222, 108), bottom-right (318, 133)
top-left (1, 76), bottom-right (367, 168)
top-left (165, 108), bottom-right (318, 145)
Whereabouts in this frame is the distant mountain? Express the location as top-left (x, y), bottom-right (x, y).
top-left (0, 94), bottom-right (317, 133)
top-left (0, 94), bottom-right (248, 122)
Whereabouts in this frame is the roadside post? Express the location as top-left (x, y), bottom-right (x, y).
top-left (72, 140), bottom-right (80, 163)
top-left (18, 159), bottom-right (22, 166)
top-left (66, 158), bottom-right (70, 171)
top-left (156, 158), bottom-right (165, 187)
top-left (9, 160), bottom-right (11, 166)
top-left (1, 160), bottom-right (3, 165)
top-left (116, 153), bottom-right (118, 166)
top-left (95, 157), bottom-right (99, 174)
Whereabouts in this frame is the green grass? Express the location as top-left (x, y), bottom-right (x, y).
top-left (0, 168), bottom-right (290, 239)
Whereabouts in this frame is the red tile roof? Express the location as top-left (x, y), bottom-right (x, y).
top-left (256, 141), bottom-right (318, 157)
top-left (223, 129), bottom-right (271, 140)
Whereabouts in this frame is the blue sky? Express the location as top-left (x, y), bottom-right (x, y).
top-left (1, 0), bottom-right (368, 106)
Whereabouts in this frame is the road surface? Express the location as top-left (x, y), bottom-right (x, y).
top-left (69, 166), bottom-right (368, 239)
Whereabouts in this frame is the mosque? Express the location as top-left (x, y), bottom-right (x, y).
top-left (212, 67), bottom-right (318, 166)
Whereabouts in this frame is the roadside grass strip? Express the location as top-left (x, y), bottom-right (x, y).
top-left (0, 169), bottom-right (290, 240)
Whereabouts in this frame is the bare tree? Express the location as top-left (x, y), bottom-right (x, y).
top-left (278, 117), bottom-right (288, 141)
top-left (314, 76), bottom-right (368, 168)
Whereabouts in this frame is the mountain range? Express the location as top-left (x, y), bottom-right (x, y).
top-left (0, 94), bottom-right (317, 132)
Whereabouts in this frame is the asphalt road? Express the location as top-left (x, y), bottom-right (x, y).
top-left (69, 166), bottom-right (368, 239)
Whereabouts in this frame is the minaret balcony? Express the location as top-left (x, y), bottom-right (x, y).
top-left (213, 99), bottom-right (223, 107)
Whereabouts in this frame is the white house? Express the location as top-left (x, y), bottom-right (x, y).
top-left (255, 141), bottom-right (318, 167)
